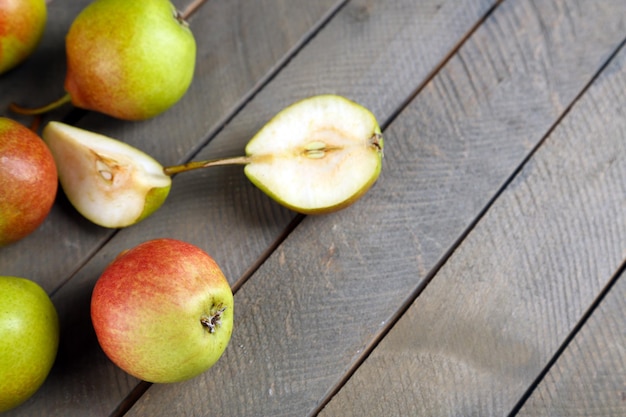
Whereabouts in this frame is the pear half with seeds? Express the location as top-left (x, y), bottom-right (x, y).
top-left (42, 122), bottom-right (171, 228)
top-left (244, 95), bottom-right (384, 214)
top-left (165, 94), bottom-right (385, 214)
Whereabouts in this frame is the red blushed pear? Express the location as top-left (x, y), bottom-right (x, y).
top-left (91, 238), bottom-right (234, 383)
top-left (0, 0), bottom-right (47, 75)
top-left (10, 0), bottom-right (196, 120)
top-left (0, 117), bottom-right (57, 246)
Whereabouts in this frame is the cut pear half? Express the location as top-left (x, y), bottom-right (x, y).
top-left (163, 95), bottom-right (385, 214)
top-left (42, 122), bottom-right (171, 228)
top-left (244, 95), bottom-right (384, 213)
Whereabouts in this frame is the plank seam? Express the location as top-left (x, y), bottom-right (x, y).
top-left (508, 258), bottom-right (626, 416)
top-left (312, 15), bottom-right (626, 417)
top-left (306, 0), bottom-right (506, 414)
top-left (505, 40), bottom-right (626, 413)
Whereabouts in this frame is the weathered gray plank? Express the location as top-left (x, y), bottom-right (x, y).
top-left (319, 15), bottom-right (626, 417)
top-left (515, 89), bottom-right (626, 417)
top-left (125, 0), bottom-right (626, 416)
top-left (0, 0), bottom-right (341, 293)
top-left (4, 0), bottom-right (496, 416)
top-left (517, 270), bottom-right (626, 416)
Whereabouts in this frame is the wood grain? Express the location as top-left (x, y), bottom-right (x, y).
top-left (123, 0), bottom-right (626, 416)
top-left (319, 10), bottom-right (626, 417)
top-left (515, 54), bottom-right (626, 416)
top-left (517, 269), bottom-right (626, 416)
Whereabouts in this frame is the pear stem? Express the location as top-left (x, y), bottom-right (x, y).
top-left (180, 0), bottom-right (208, 20)
top-left (163, 155), bottom-right (251, 176)
top-left (9, 93), bottom-right (72, 116)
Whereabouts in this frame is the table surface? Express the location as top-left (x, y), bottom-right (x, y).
top-left (2, 0), bottom-right (626, 416)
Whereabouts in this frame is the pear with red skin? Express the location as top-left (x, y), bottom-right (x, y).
top-left (91, 238), bottom-right (234, 383)
top-left (0, 117), bottom-right (57, 246)
top-left (0, 0), bottom-right (47, 75)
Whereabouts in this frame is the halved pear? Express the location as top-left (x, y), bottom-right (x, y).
top-left (42, 122), bottom-right (171, 228)
top-left (243, 95), bottom-right (384, 214)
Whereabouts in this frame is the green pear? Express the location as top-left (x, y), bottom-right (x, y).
top-left (42, 122), bottom-right (171, 228)
top-left (0, 276), bottom-right (59, 412)
top-left (0, 0), bottom-right (47, 75)
top-left (10, 0), bottom-right (196, 120)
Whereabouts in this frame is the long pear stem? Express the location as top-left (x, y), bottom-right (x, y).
top-left (10, 93), bottom-right (72, 116)
top-left (163, 155), bottom-right (251, 176)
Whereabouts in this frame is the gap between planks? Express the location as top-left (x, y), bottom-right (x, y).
top-left (310, 20), bottom-right (626, 417)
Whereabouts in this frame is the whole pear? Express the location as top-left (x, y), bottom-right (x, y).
top-left (91, 238), bottom-right (234, 383)
top-left (11, 0), bottom-right (197, 120)
top-left (0, 117), bottom-right (57, 246)
top-left (0, 0), bottom-right (47, 75)
top-left (0, 276), bottom-right (59, 412)
top-left (65, 0), bottom-right (196, 120)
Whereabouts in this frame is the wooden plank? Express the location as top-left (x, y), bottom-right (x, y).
top-left (518, 61), bottom-right (626, 417)
top-left (123, 0), bottom-right (626, 416)
top-left (517, 267), bottom-right (626, 416)
top-left (318, 15), bottom-right (626, 417)
top-left (0, 0), bottom-right (341, 294)
top-left (3, 0), bottom-right (497, 416)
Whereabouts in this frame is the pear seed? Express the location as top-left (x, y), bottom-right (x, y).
top-left (304, 140), bottom-right (327, 151)
top-left (99, 170), bottom-right (113, 181)
top-left (305, 150), bottom-right (326, 159)
top-left (95, 160), bottom-right (114, 182)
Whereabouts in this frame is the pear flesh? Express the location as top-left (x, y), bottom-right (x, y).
top-left (42, 122), bottom-right (171, 228)
top-left (244, 95), bottom-right (384, 214)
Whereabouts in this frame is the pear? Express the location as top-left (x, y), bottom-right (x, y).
top-left (42, 122), bottom-right (171, 228)
top-left (166, 94), bottom-right (384, 214)
top-left (244, 94), bottom-right (384, 213)
top-left (10, 0), bottom-right (196, 120)
top-left (0, 0), bottom-right (47, 75)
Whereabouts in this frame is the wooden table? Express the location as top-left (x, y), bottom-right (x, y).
top-left (2, 0), bottom-right (625, 415)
